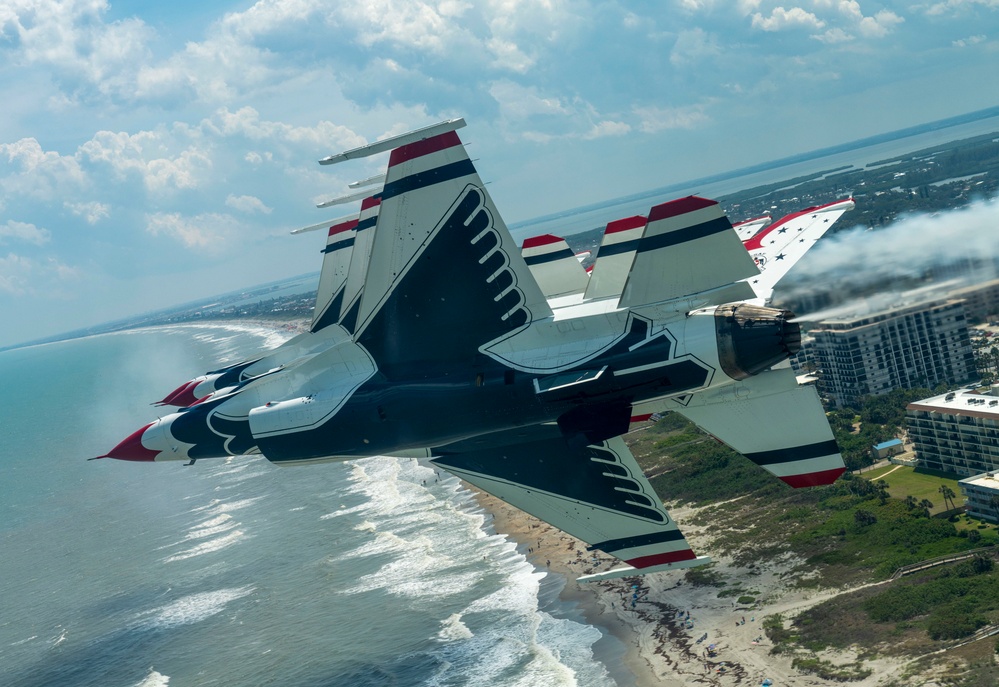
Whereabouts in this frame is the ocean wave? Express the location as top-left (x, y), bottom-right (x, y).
top-left (163, 529), bottom-right (245, 563)
top-left (133, 669), bottom-right (170, 687)
top-left (137, 586), bottom-right (255, 631)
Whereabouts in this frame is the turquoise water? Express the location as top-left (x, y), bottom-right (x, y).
top-left (0, 325), bottom-right (624, 687)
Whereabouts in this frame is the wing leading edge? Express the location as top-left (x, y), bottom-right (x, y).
top-left (430, 425), bottom-right (710, 582)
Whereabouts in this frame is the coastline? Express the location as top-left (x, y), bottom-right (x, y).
top-left (224, 317), bottom-right (907, 685)
top-left (471, 482), bottom-right (907, 687)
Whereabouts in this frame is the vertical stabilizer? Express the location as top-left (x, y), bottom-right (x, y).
top-left (619, 197), bottom-right (759, 308)
top-left (311, 217), bottom-right (358, 332)
top-left (583, 216), bottom-right (646, 302)
top-left (522, 234), bottom-right (590, 300)
top-left (337, 196), bottom-right (382, 334)
top-left (352, 130), bottom-right (553, 375)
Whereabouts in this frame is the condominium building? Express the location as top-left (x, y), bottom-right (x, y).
top-left (906, 387), bottom-right (999, 476)
top-left (804, 299), bottom-right (976, 407)
top-left (958, 472), bottom-right (999, 523)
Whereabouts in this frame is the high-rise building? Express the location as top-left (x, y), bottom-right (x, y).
top-left (906, 387), bottom-right (999, 475)
top-left (804, 299), bottom-right (976, 407)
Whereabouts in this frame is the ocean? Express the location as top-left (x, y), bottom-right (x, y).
top-left (0, 324), bottom-right (626, 687)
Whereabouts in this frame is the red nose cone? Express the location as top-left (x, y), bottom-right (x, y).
top-left (159, 381), bottom-right (194, 406)
top-left (101, 423), bottom-right (161, 461)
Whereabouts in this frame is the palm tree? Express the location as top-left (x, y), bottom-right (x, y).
top-left (904, 494), bottom-right (918, 510)
top-left (920, 499), bottom-right (934, 517)
top-left (938, 485), bottom-right (957, 512)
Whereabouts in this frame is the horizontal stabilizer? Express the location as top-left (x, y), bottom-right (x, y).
top-left (577, 555), bottom-right (712, 582)
top-left (319, 119), bottom-right (466, 165)
top-left (316, 188), bottom-right (373, 209)
top-left (291, 213), bottom-right (359, 235)
top-left (669, 367), bottom-right (845, 487)
top-left (619, 197), bottom-right (759, 309)
top-left (522, 234), bottom-right (590, 300)
top-left (431, 428), bottom-right (700, 575)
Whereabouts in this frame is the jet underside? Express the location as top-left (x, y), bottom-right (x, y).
top-left (100, 118), bottom-right (848, 580)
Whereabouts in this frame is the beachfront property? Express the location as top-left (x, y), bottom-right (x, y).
top-left (872, 438), bottom-right (904, 461)
top-left (906, 386), bottom-right (999, 475)
top-left (802, 298), bottom-right (976, 407)
top-left (959, 471), bottom-right (999, 523)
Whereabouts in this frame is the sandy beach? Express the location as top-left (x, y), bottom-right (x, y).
top-left (474, 485), bottom-right (910, 687)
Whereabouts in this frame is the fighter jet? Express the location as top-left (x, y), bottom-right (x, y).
top-left (99, 119), bottom-right (845, 580)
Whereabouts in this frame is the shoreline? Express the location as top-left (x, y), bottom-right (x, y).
top-left (471, 487), bottom-right (907, 687)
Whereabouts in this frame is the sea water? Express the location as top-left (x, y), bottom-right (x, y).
top-left (0, 324), bottom-right (626, 687)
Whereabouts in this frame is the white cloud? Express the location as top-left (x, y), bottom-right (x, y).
top-left (583, 120), bottom-right (631, 139)
top-left (0, 137), bottom-right (87, 201)
top-left (65, 200), bottom-right (110, 224)
top-left (0, 252), bottom-right (80, 295)
top-left (145, 212), bottom-right (243, 251)
top-left (226, 194), bottom-right (272, 214)
top-left (634, 104), bottom-right (710, 132)
top-left (752, 6), bottom-right (826, 31)
top-left (924, 0), bottom-right (999, 16)
top-left (670, 27), bottom-right (722, 66)
top-left (80, 130), bottom-right (213, 193)
top-left (953, 34), bottom-right (988, 46)
top-left (0, 220), bottom-right (51, 245)
top-left (489, 80), bottom-right (571, 120)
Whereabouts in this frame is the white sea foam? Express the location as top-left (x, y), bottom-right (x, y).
top-left (163, 529), bottom-right (245, 562)
top-left (437, 614), bottom-right (474, 642)
top-left (137, 586), bottom-right (255, 630)
top-left (133, 669), bottom-right (170, 687)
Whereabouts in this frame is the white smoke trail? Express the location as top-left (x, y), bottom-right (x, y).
top-left (779, 197), bottom-right (999, 319)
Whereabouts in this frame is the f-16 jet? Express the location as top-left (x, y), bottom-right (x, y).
top-left (99, 119), bottom-right (845, 580)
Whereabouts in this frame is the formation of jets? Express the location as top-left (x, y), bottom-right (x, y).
top-left (99, 119), bottom-right (854, 580)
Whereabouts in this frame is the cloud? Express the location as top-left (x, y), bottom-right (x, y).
top-left (145, 212), bottom-right (244, 251)
top-left (634, 104), bottom-right (710, 132)
top-left (923, 0), bottom-right (999, 16)
top-left (583, 120), bottom-right (631, 139)
top-left (810, 1), bottom-right (904, 41)
top-left (752, 7), bottom-right (826, 31)
top-left (670, 27), bottom-right (722, 66)
top-left (79, 130), bottom-right (213, 193)
top-left (65, 200), bottom-right (110, 224)
top-left (226, 194), bottom-right (272, 214)
top-left (0, 252), bottom-right (80, 295)
top-left (953, 34), bottom-right (988, 46)
top-left (0, 137), bottom-right (88, 198)
top-left (0, 220), bottom-right (51, 245)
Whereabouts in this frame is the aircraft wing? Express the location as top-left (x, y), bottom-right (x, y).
top-left (521, 234), bottom-right (590, 300)
top-left (732, 214), bottom-right (772, 242)
top-left (430, 424), bottom-right (710, 582)
top-left (665, 367), bottom-right (846, 487)
top-left (742, 198), bottom-right (854, 303)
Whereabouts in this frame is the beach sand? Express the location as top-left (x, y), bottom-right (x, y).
top-left (473, 487), bottom-right (909, 687)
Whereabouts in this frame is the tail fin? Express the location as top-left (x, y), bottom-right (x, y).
top-left (310, 217), bottom-right (358, 332)
top-left (619, 196), bottom-right (758, 309)
top-left (583, 215), bottom-right (646, 301)
top-left (522, 234), bottom-right (589, 300)
top-left (350, 129), bottom-right (552, 376)
top-left (336, 195), bottom-right (382, 334)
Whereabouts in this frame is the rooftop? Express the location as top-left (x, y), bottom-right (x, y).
top-left (907, 386), bottom-right (999, 419)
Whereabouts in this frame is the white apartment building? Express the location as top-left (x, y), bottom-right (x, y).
top-left (906, 386), bottom-right (999, 476)
top-left (805, 299), bottom-right (976, 407)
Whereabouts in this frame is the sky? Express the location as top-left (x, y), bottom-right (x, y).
top-left (1, 0), bottom-right (998, 348)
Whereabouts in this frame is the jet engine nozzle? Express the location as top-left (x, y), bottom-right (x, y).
top-left (714, 304), bottom-right (800, 380)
